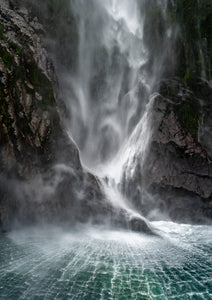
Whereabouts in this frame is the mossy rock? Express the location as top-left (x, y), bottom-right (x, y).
top-left (0, 24), bottom-right (5, 39)
top-left (10, 42), bottom-right (22, 55)
top-left (167, 0), bottom-right (212, 82)
top-left (0, 46), bottom-right (13, 69)
top-left (175, 102), bottom-right (201, 138)
top-left (29, 61), bottom-right (55, 110)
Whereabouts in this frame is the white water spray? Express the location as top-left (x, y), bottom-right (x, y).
top-left (67, 0), bottom-right (149, 169)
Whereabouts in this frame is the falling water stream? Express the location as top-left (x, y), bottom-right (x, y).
top-left (0, 0), bottom-right (211, 299)
top-left (66, 0), bottom-right (171, 171)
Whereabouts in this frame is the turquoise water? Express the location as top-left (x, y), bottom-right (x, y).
top-left (0, 222), bottom-right (211, 299)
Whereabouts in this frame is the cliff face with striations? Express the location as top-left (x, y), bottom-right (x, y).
top-left (121, 79), bottom-right (212, 223)
top-left (0, 0), bottom-right (81, 176)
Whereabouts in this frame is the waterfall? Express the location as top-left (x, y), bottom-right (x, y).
top-left (4, 0), bottom-right (209, 229)
top-left (0, 1), bottom-right (211, 299)
top-left (51, 0), bottom-right (178, 219)
top-left (63, 0), bottom-right (177, 173)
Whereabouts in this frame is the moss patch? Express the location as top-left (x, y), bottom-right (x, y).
top-left (167, 0), bottom-right (212, 82)
top-left (10, 43), bottom-right (22, 55)
top-left (176, 102), bottom-right (201, 138)
top-left (29, 63), bottom-right (55, 110)
top-left (0, 24), bottom-right (5, 40)
top-left (0, 89), bottom-right (14, 137)
top-left (0, 46), bottom-right (13, 69)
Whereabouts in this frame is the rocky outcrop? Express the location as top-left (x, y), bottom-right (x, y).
top-left (121, 79), bottom-right (212, 223)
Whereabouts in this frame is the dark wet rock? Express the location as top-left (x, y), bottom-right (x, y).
top-left (0, 0), bottom-right (83, 229)
top-left (195, 80), bottom-right (212, 157)
top-left (0, 0), bottom-right (81, 176)
top-left (121, 79), bottom-right (212, 223)
top-left (127, 216), bottom-right (154, 234)
top-left (0, 2), bottom-right (87, 229)
top-left (0, 165), bottom-right (154, 234)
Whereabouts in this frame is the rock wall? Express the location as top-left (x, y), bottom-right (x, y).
top-left (0, 0), bottom-right (81, 227)
top-left (0, 1), bottom-right (100, 230)
top-left (0, 0), bottom-right (81, 176)
top-left (121, 79), bottom-right (212, 223)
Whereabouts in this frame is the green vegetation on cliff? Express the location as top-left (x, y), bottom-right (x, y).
top-left (163, 0), bottom-right (212, 140)
top-left (176, 102), bottom-right (200, 138)
top-left (0, 24), bottom-right (5, 39)
top-left (0, 8), bottom-right (59, 169)
top-left (168, 0), bottom-right (212, 83)
top-left (0, 46), bottom-right (13, 69)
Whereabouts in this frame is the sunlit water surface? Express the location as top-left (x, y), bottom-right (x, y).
top-left (0, 222), bottom-right (211, 299)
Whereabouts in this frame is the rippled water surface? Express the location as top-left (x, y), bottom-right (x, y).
top-left (0, 222), bottom-right (211, 299)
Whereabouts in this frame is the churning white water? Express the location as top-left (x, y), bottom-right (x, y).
top-left (0, 222), bottom-right (211, 299)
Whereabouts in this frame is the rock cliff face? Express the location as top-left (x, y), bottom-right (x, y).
top-left (121, 79), bottom-right (212, 223)
top-left (0, 0), bottom-right (81, 175)
top-left (0, 0), bottom-right (83, 228)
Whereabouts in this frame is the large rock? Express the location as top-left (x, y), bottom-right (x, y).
top-left (121, 79), bottom-right (212, 223)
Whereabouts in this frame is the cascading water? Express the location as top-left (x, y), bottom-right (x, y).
top-left (0, 0), bottom-right (211, 299)
top-left (64, 0), bottom-right (175, 172)
top-left (60, 0), bottom-right (178, 218)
